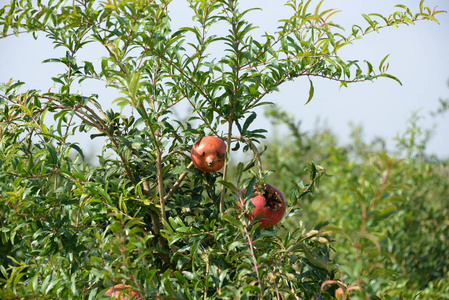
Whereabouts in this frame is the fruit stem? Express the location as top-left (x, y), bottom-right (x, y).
top-left (243, 225), bottom-right (264, 296)
top-left (156, 149), bottom-right (167, 223)
top-left (138, 102), bottom-right (169, 234)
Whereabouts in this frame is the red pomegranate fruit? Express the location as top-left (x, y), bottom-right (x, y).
top-left (191, 136), bottom-right (227, 172)
top-left (241, 184), bottom-right (287, 228)
top-left (105, 284), bottom-right (142, 300)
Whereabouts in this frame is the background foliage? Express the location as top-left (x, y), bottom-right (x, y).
top-left (264, 105), bottom-right (449, 299)
top-left (0, 0), bottom-right (447, 299)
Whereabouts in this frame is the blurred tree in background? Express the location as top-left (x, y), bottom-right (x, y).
top-left (264, 100), bottom-right (449, 299)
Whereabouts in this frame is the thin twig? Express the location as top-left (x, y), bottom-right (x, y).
top-left (243, 226), bottom-right (264, 297)
top-left (219, 120), bottom-right (234, 213)
top-left (163, 161), bottom-right (194, 202)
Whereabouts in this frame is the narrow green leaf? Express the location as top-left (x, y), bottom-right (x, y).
top-left (242, 112), bottom-right (257, 134)
top-left (379, 54), bottom-right (390, 72)
top-left (222, 214), bottom-right (242, 228)
top-left (362, 13), bottom-right (375, 26)
top-left (363, 232), bottom-right (381, 253)
top-left (217, 180), bottom-right (238, 193)
top-left (377, 73), bottom-right (402, 85)
top-left (304, 77), bottom-right (314, 105)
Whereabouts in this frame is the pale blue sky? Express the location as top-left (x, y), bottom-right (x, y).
top-left (1, 0), bottom-right (448, 158)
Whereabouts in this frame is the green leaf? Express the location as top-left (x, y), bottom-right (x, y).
top-left (325, 224), bottom-right (352, 242)
top-left (242, 112), bottom-right (257, 134)
top-left (222, 214), bottom-right (243, 228)
top-left (217, 180), bottom-right (238, 193)
top-left (362, 232), bottom-right (381, 253)
top-left (373, 205), bottom-right (398, 220)
top-left (377, 73), bottom-right (402, 85)
top-left (362, 13), bottom-right (375, 27)
top-left (303, 244), bottom-right (330, 271)
top-left (228, 241), bottom-right (245, 252)
top-left (378, 54), bottom-right (390, 72)
top-left (304, 77), bottom-right (314, 105)
top-left (174, 271), bottom-right (188, 285)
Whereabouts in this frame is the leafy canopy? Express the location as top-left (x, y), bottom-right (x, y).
top-left (0, 0), bottom-right (444, 299)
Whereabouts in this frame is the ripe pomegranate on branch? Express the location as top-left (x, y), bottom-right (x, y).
top-left (240, 184), bottom-right (287, 228)
top-left (191, 136), bottom-right (227, 172)
top-left (105, 284), bottom-right (142, 300)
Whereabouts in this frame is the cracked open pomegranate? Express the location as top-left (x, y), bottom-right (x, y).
top-left (241, 184), bottom-right (287, 228)
top-left (191, 136), bottom-right (226, 172)
top-left (105, 284), bottom-right (142, 300)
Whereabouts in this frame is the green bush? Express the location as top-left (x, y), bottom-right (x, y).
top-left (0, 0), bottom-right (444, 299)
